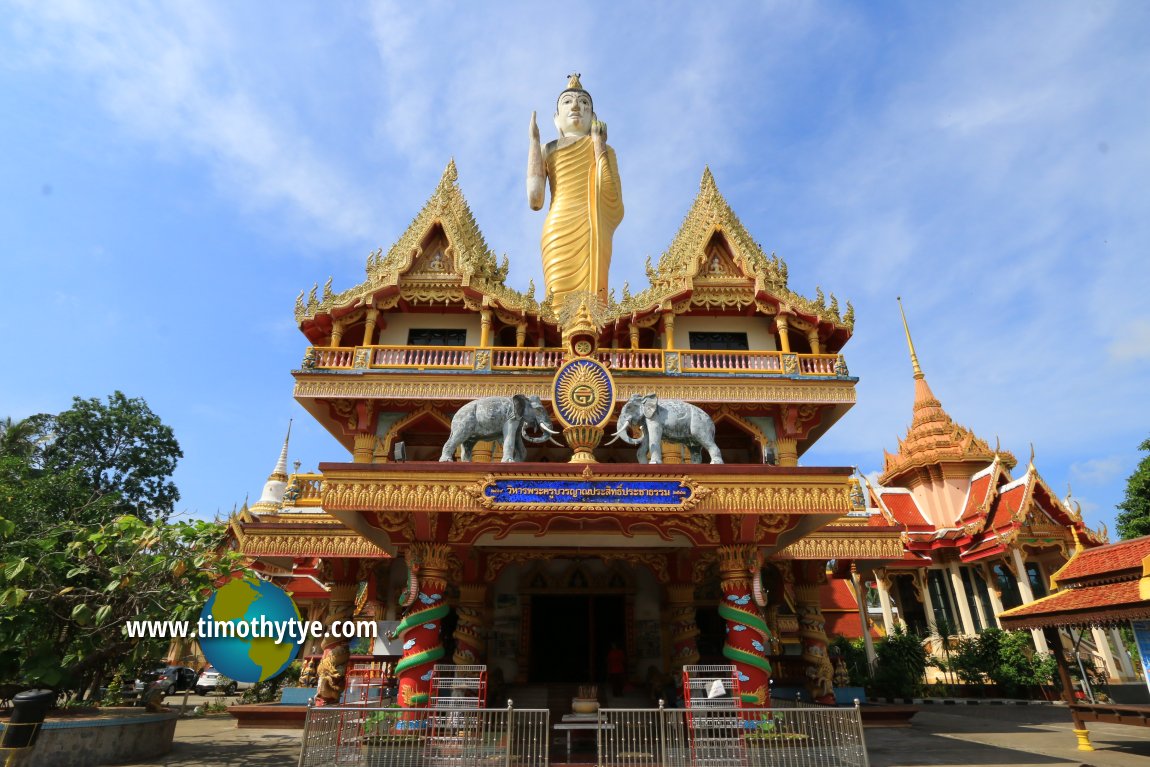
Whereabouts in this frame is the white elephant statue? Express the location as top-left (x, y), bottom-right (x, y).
top-left (439, 394), bottom-right (561, 462)
top-left (605, 394), bottom-right (723, 464)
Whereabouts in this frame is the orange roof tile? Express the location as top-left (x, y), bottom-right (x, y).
top-left (999, 579), bottom-right (1150, 629)
top-left (1055, 535), bottom-right (1150, 586)
top-left (878, 491), bottom-right (931, 530)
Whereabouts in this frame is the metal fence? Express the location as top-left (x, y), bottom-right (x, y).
top-left (298, 704), bottom-right (550, 767)
top-left (597, 704), bottom-right (869, 767)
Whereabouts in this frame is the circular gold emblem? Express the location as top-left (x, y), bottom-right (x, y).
top-left (574, 339), bottom-right (593, 356)
top-left (552, 358), bottom-right (615, 428)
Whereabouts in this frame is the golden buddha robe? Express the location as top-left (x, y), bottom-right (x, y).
top-left (541, 136), bottom-right (623, 304)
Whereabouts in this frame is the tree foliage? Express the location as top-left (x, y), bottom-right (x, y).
top-left (0, 394), bottom-right (229, 697)
top-left (0, 512), bottom-right (234, 693)
top-left (872, 625), bottom-right (927, 698)
top-left (1116, 437), bottom-right (1150, 540)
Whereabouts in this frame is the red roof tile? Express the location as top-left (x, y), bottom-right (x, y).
top-left (879, 491), bottom-right (931, 530)
top-left (1055, 536), bottom-right (1150, 586)
top-left (957, 472), bottom-right (993, 527)
top-left (999, 579), bottom-right (1150, 629)
top-left (822, 579), bottom-right (862, 611)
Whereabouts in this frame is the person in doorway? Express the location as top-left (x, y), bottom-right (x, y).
top-left (607, 642), bottom-right (626, 697)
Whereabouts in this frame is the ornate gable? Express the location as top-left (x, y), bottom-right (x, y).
top-left (618, 168), bottom-right (852, 329)
top-left (295, 160), bottom-right (538, 324)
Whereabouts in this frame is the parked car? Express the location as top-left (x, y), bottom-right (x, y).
top-left (195, 666), bottom-right (253, 696)
top-left (134, 666), bottom-right (197, 696)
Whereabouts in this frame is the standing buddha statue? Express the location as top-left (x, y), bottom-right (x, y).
top-left (527, 74), bottom-right (624, 307)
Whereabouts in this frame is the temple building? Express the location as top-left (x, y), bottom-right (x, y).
top-left (856, 303), bottom-right (1131, 681)
top-left (227, 77), bottom-right (1128, 710)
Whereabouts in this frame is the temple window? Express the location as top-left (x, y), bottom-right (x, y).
top-left (959, 567), bottom-right (985, 632)
top-left (688, 332), bottom-right (749, 351)
top-left (407, 329), bottom-right (467, 346)
top-left (1025, 562), bottom-right (1047, 598)
top-left (993, 564), bottom-right (1024, 610)
top-left (926, 569), bottom-right (958, 629)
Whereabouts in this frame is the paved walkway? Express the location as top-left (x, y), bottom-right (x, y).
top-left (112, 704), bottom-right (1150, 766)
top-left (867, 704), bottom-right (1150, 767)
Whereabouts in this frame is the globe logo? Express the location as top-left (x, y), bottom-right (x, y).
top-left (198, 575), bottom-right (301, 684)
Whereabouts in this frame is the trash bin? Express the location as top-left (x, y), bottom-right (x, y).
top-left (1, 689), bottom-right (55, 749)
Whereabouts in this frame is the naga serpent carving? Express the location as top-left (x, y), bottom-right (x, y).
top-left (394, 546), bottom-right (451, 708)
top-left (717, 546), bottom-right (772, 705)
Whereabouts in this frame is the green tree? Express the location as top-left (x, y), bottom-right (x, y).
top-left (0, 512), bottom-right (235, 695)
top-left (28, 392), bottom-right (183, 522)
top-left (872, 625), bottom-right (927, 698)
top-left (1116, 438), bottom-right (1150, 540)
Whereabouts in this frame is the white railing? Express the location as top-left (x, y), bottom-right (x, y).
top-left (597, 704), bottom-right (869, 767)
top-left (598, 349), bottom-right (664, 370)
top-left (299, 704), bottom-right (550, 767)
top-left (799, 354), bottom-right (840, 376)
top-left (370, 345), bottom-right (474, 369)
top-left (680, 350), bottom-right (785, 373)
top-left (302, 345), bottom-right (849, 378)
top-left (490, 347), bottom-right (565, 370)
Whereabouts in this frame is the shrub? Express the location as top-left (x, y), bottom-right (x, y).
top-left (872, 625), bottom-right (927, 698)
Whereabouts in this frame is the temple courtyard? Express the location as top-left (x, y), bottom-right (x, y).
top-left (111, 704), bottom-right (1150, 767)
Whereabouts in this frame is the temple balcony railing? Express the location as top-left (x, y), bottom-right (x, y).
top-left (281, 473), bottom-right (324, 508)
top-left (300, 345), bottom-right (850, 379)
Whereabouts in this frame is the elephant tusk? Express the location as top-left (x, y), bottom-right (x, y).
top-left (548, 437), bottom-right (564, 447)
top-left (540, 423), bottom-right (561, 435)
top-left (603, 433), bottom-right (623, 445)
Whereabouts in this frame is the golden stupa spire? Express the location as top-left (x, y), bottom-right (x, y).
top-left (897, 296), bottom-right (924, 381)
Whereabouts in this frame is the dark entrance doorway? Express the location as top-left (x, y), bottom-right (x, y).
top-left (529, 595), bottom-right (625, 683)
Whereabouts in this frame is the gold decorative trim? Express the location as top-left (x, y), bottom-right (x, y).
top-left (294, 377), bottom-right (857, 405)
top-left (773, 534), bottom-right (904, 560)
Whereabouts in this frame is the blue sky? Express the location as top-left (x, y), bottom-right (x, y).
top-left (2, 1), bottom-right (1148, 537)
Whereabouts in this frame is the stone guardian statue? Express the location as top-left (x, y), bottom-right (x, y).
top-left (527, 73), bottom-right (624, 307)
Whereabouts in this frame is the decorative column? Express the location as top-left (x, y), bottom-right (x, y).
top-left (395, 543), bottom-right (452, 708)
top-left (852, 565), bottom-right (877, 667)
top-left (947, 563), bottom-right (977, 635)
top-left (629, 322), bottom-right (639, 350)
top-left (471, 441), bottom-right (494, 462)
top-left (1044, 626), bottom-right (1094, 751)
top-left (981, 564), bottom-right (1005, 628)
top-left (775, 437), bottom-right (798, 467)
top-left (1111, 628), bottom-right (1137, 680)
top-left (515, 323), bottom-right (527, 348)
top-left (918, 569), bottom-right (937, 633)
top-left (353, 433), bottom-right (376, 464)
top-left (314, 568), bottom-right (359, 706)
top-left (479, 308), bottom-right (492, 348)
top-left (775, 315), bottom-right (792, 353)
top-left (330, 319), bottom-right (344, 347)
top-left (663, 312), bottom-right (676, 350)
top-left (667, 583), bottom-right (700, 670)
top-left (875, 570), bottom-right (897, 634)
top-left (806, 329), bottom-right (821, 355)
top-left (453, 584), bottom-right (487, 666)
top-left (1090, 626), bottom-right (1122, 681)
top-left (717, 546), bottom-right (773, 705)
top-left (362, 306), bottom-right (379, 345)
top-left (1011, 548), bottom-right (1049, 653)
top-left (795, 562), bottom-right (835, 704)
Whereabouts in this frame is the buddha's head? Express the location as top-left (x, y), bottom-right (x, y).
top-left (554, 73), bottom-right (594, 138)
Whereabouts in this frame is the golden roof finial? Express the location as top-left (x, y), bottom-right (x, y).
top-left (1069, 524), bottom-right (1084, 553)
top-left (1028, 442), bottom-right (1036, 472)
top-left (566, 73), bottom-right (583, 90)
top-left (896, 296), bottom-right (924, 381)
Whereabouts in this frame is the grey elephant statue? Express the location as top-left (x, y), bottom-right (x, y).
top-left (605, 394), bottom-right (723, 464)
top-left (439, 394), bottom-right (561, 462)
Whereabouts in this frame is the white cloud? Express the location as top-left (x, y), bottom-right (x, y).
top-left (1071, 456), bottom-right (1127, 487)
top-left (7, 0), bottom-right (376, 246)
top-left (1108, 319), bottom-right (1150, 363)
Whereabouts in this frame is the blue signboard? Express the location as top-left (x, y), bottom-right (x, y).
top-left (483, 478), bottom-right (692, 507)
top-left (1133, 620), bottom-right (1150, 693)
